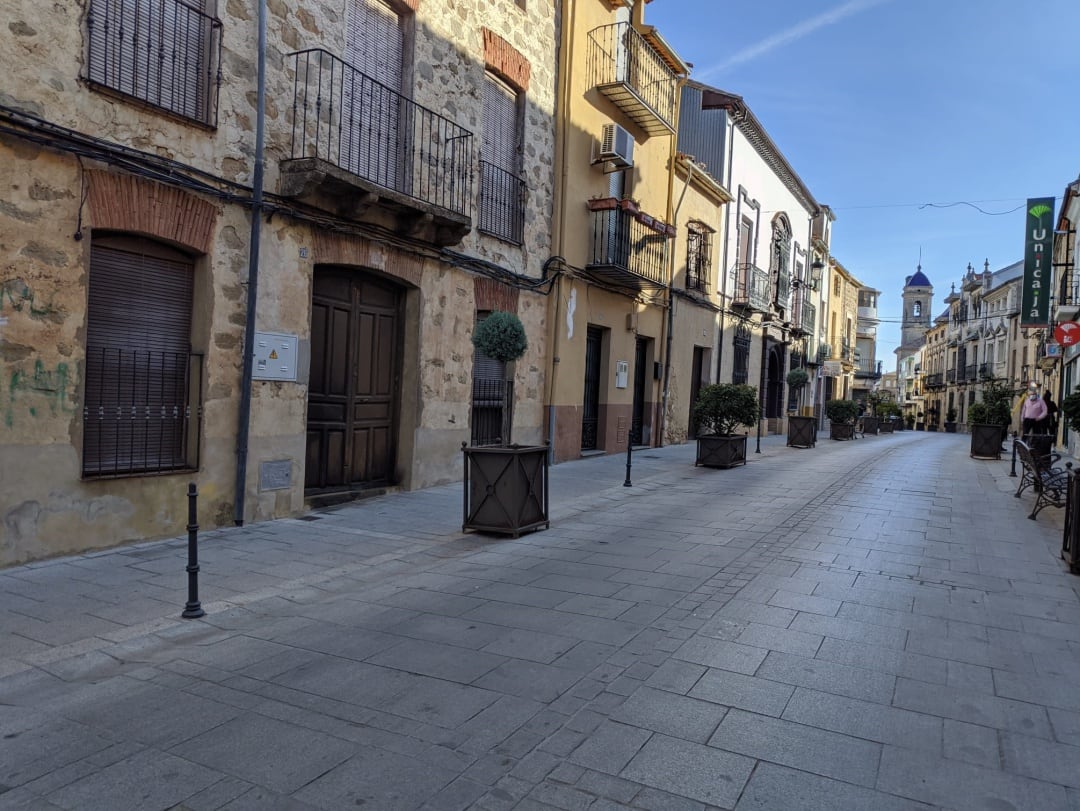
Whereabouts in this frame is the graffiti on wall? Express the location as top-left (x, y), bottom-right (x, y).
top-left (1, 278), bottom-right (61, 321)
top-left (5, 361), bottom-right (74, 427)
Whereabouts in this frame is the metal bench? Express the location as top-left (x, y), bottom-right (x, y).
top-left (1014, 438), bottom-right (1070, 520)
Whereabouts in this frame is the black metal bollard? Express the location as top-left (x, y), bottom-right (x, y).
top-left (624, 437), bottom-right (632, 487)
top-left (1009, 432), bottom-right (1018, 478)
top-left (182, 482), bottom-right (205, 619)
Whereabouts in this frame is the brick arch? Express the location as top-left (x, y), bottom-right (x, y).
top-left (86, 171), bottom-right (218, 254)
top-left (474, 277), bottom-right (519, 313)
top-left (482, 28), bottom-right (531, 92)
top-left (311, 231), bottom-right (424, 288)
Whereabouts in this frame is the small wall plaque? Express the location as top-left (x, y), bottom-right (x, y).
top-left (260, 460), bottom-right (292, 491)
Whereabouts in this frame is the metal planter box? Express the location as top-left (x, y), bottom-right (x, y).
top-left (970, 423), bottom-right (1003, 460)
top-left (879, 420), bottom-right (895, 434)
top-left (463, 444), bottom-right (549, 537)
top-left (862, 416), bottom-right (879, 435)
top-left (830, 422), bottom-right (855, 441)
top-left (1063, 470), bottom-right (1080, 573)
top-left (787, 416), bottom-right (816, 448)
top-left (696, 434), bottom-right (748, 468)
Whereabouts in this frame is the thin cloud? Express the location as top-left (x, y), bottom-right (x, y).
top-left (697, 0), bottom-right (891, 78)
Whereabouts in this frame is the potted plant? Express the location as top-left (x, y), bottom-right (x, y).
top-left (944, 407), bottom-right (958, 433)
top-left (875, 400), bottom-right (899, 433)
top-left (587, 196), bottom-right (619, 212)
top-left (967, 401), bottom-right (1002, 459)
top-left (785, 368), bottom-right (815, 448)
top-left (916, 411), bottom-right (926, 431)
top-left (826, 399), bottom-right (861, 441)
top-left (904, 413), bottom-right (915, 430)
top-left (462, 311), bottom-right (549, 537)
top-left (693, 383), bottom-right (759, 468)
top-left (862, 393), bottom-right (881, 435)
top-left (926, 406), bottom-right (940, 432)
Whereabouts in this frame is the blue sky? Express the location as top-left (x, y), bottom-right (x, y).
top-left (647, 0), bottom-right (1080, 361)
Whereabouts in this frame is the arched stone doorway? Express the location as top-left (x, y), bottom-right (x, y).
top-left (766, 343), bottom-right (786, 427)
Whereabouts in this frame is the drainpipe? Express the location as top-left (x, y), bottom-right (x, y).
top-left (545, 0), bottom-right (575, 465)
top-left (716, 114), bottom-right (736, 383)
top-left (657, 80), bottom-right (688, 448)
top-left (234, 0), bottom-right (267, 526)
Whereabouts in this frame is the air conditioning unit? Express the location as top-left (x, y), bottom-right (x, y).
top-left (598, 123), bottom-right (634, 169)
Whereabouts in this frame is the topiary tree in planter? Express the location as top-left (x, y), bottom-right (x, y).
top-left (785, 368), bottom-right (815, 448)
top-left (945, 406), bottom-right (958, 433)
top-left (463, 311), bottom-right (548, 537)
top-left (825, 399), bottom-right (860, 440)
top-left (693, 383), bottom-right (759, 468)
top-left (875, 399), bottom-right (900, 432)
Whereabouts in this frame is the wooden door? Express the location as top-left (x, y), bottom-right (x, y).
top-left (631, 336), bottom-right (648, 445)
top-left (581, 326), bottom-right (603, 450)
top-left (688, 346), bottom-right (705, 439)
top-left (306, 269), bottom-right (400, 492)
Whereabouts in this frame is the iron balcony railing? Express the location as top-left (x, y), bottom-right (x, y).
top-left (946, 368), bottom-right (957, 384)
top-left (586, 209), bottom-right (668, 287)
top-left (82, 348), bottom-right (203, 478)
top-left (478, 160), bottom-right (525, 244)
top-left (731, 264), bottom-right (770, 312)
top-left (817, 344), bottom-right (831, 363)
top-left (1059, 258), bottom-right (1078, 311)
top-left (288, 48), bottom-right (474, 216)
top-left (925, 372), bottom-right (944, 388)
top-left (802, 300), bottom-right (816, 335)
top-left (686, 228), bottom-right (711, 292)
top-left (965, 363), bottom-right (978, 381)
top-left (85, 0), bottom-right (223, 126)
top-left (587, 22), bottom-right (678, 134)
top-left (840, 340), bottom-right (854, 362)
top-left (979, 362), bottom-right (992, 379)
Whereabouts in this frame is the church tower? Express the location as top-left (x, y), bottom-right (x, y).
top-left (900, 265), bottom-right (933, 349)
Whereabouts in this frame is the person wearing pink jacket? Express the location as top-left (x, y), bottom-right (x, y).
top-left (1021, 389), bottom-right (1048, 435)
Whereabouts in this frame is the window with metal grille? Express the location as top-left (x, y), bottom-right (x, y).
top-left (470, 312), bottom-right (512, 446)
top-left (479, 74), bottom-right (525, 244)
top-left (686, 223), bottom-right (711, 292)
top-left (83, 236), bottom-right (202, 477)
top-left (84, 0), bottom-right (222, 126)
top-left (732, 323), bottom-right (751, 384)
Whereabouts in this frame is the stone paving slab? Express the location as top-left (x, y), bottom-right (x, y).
top-left (3, 430), bottom-right (1080, 809)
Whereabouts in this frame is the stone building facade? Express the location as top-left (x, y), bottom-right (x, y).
top-left (0, 0), bottom-right (557, 563)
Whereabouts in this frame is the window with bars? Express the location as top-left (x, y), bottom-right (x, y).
top-left (479, 74), bottom-right (526, 244)
top-left (732, 324), bottom-right (751, 384)
top-left (470, 311), bottom-right (512, 446)
top-left (82, 236), bottom-right (202, 477)
top-left (686, 223), bottom-right (712, 292)
top-left (84, 0), bottom-right (222, 126)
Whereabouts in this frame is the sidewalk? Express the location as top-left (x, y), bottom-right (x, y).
top-left (2, 429), bottom-right (1077, 810)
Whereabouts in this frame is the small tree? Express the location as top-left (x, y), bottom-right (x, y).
top-left (946, 406), bottom-right (958, 423)
top-left (825, 399), bottom-right (861, 425)
top-left (471, 311), bottom-right (529, 446)
top-left (693, 384), bottom-right (759, 437)
top-left (980, 379), bottom-right (1015, 429)
top-left (1061, 388), bottom-right (1080, 431)
top-left (786, 368), bottom-right (810, 412)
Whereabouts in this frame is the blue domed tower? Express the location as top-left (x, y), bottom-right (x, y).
top-left (901, 265), bottom-right (933, 349)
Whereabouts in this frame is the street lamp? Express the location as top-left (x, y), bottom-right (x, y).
top-left (792, 258), bottom-right (826, 292)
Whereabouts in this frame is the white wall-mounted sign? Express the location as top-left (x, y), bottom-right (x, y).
top-left (615, 360), bottom-right (629, 389)
top-left (252, 331), bottom-right (298, 381)
top-left (822, 360), bottom-right (843, 377)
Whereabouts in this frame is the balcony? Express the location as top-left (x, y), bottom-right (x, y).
top-left (478, 161), bottom-right (526, 244)
top-left (855, 361), bottom-right (884, 381)
top-left (790, 294), bottom-right (815, 336)
top-left (1058, 257), bottom-right (1079, 321)
top-left (965, 364), bottom-right (978, 381)
top-left (979, 362), bottom-right (993, 380)
top-left (840, 339), bottom-right (855, 364)
top-left (924, 372), bottom-right (944, 389)
top-left (588, 22), bottom-right (678, 135)
top-left (731, 264), bottom-right (770, 313)
top-left (584, 208), bottom-right (668, 290)
top-left (946, 368), bottom-right (957, 384)
top-left (280, 49), bottom-right (473, 246)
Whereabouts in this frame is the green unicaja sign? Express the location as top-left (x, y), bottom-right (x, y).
top-left (1020, 197), bottom-right (1055, 327)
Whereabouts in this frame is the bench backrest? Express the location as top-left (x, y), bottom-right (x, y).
top-left (1016, 440), bottom-right (1055, 477)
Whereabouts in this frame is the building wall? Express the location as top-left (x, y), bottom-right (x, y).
top-left (0, 0), bottom-right (558, 563)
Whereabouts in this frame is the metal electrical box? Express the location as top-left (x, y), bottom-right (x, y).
top-left (252, 331), bottom-right (298, 381)
top-left (615, 360), bottom-right (629, 389)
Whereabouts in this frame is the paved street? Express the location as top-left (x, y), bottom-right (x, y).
top-left (2, 430), bottom-right (1078, 810)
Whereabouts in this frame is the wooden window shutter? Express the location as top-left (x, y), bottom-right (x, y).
top-left (482, 74), bottom-right (519, 173)
top-left (346, 0), bottom-right (404, 93)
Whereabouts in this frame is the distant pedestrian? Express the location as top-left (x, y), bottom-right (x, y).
top-left (1022, 389), bottom-right (1048, 436)
top-left (1042, 391), bottom-right (1059, 436)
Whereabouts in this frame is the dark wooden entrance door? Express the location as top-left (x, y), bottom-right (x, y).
top-left (766, 344), bottom-right (785, 419)
top-left (688, 346), bottom-right (705, 439)
top-left (306, 269), bottom-right (400, 492)
top-left (631, 336), bottom-right (648, 445)
top-left (581, 326), bottom-right (603, 451)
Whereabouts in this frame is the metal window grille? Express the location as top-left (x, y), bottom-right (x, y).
top-left (478, 161), bottom-right (525, 244)
top-left (732, 324), bottom-right (751, 385)
top-left (686, 225), bottom-right (711, 292)
top-left (83, 348), bottom-right (203, 477)
top-left (84, 0), bottom-right (222, 126)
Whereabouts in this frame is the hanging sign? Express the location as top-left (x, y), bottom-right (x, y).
top-left (1054, 321), bottom-right (1080, 346)
top-left (1020, 197), bottom-right (1055, 327)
